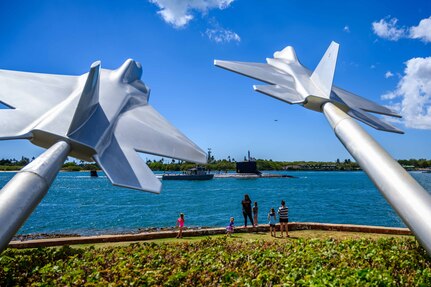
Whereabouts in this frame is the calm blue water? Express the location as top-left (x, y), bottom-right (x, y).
top-left (1, 171), bottom-right (431, 236)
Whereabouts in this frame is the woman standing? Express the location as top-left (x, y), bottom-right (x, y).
top-left (278, 200), bottom-right (289, 237)
top-left (242, 194), bottom-right (254, 227)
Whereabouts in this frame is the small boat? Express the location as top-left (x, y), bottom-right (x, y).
top-left (162, 167), bottom-right (214, 180)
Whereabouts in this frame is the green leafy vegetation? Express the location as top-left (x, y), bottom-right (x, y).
top-left (61, 162), bottom-right (99, 172)
top-left (0, 165), bottom-right (24, 171)
top-left (0, 157), bottom-right (99, 172)
top-left (398, 159), bottom-right (431, 169)
top-left (1, 237), bottom-right (430, 286)
top-left (0, 157), bottom-right (32, 171)
top-left (0, 157), bottom-right (32, 166)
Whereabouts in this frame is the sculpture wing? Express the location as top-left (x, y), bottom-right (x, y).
top-left (332, 86), bottom-right (400, 118)
top-left (330, 86), bottom-right (403, 134)
top-left (214, 60), bottom-right (295, 87)
top-left (115, 104), bottom-right (207, 163)
top-left (348, 108), bottom-right (404, 134)
top-left (0, 69), bottom-right (78, 139)
top-left (253, 84), bottom-right (304, 104)
top-left (94, 104), bottom-right (207, 193)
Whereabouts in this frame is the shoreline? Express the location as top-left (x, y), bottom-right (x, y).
top-left (9, 222), bottom-right (412, 249)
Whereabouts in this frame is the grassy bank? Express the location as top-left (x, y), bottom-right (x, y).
top-left (1, 233), bottom-right (430, 286)
top-left (73, 229), bottom-right (412, 248)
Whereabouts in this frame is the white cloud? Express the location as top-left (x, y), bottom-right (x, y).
top-left (149, 0), bottom-right (234, 28)
top-left (372, 16), bottom-right (431, 43)
top-left (205, 27), bottom-right (240, 43)
top-left (370, 64), bottom-right (376, 69)
top-left (381, 91), bottom-right (397, 100)
top-left (409, 16), bottom-right (431, 43)
top-left (385, 71), bottom-right (394, 78)
top-left (372, 17), bottom-right (407, 41)
top-left (343, 25), bottom-right (350, 33)
top-left (381, 57), bottom-right (431, 129)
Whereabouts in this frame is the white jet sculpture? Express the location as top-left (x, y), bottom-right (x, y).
top-left (215, 41), bottom-right (431, 254)
top-left (0, 59), bottom-right (207, 251)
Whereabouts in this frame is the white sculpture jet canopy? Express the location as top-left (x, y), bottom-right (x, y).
top-left (215, 41), bottom-right (402, 134)
top-left (0, 60), bottom-right (207, 193)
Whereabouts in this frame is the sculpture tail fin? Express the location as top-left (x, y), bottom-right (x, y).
top-left (67, 61), bottom-right (101, 136)
top-left (94, 138), bottom-right (162, 194)
top-left (310, 41), bottom-right (339, 98)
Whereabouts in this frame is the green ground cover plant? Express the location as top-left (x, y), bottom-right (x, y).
top-left (1, 237), bottom-right (430, 286)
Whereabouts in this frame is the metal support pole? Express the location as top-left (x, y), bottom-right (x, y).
top-left (323, 102), bottom-right (431, 253)
top-left (0, 141), bottom-right (70, 252)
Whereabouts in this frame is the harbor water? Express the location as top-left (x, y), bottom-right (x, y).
top-left (1, 171), bottom-right (430, 236)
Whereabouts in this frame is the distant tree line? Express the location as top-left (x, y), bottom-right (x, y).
top-left (0, 157), bottom-right (430, 172)
top-left (258, 159), bottom-right (361, 171)
top-left (143, 158), bottom-right (235, 171)
top-left (144, 157), bottom-right (418, 172)
top-left (0, 157), bottom-right (99, 172)
top-left (398, 159), bottom-right (431, 168)
top-left (62, 161), bottom-right (99, 172)
top-left (0, 156), bottom-right (32, 166)
top-left (0, 156), bottom-right (33, 171)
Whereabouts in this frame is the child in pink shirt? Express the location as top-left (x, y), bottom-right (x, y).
top-left (176, 213), bottom-right (185, 238)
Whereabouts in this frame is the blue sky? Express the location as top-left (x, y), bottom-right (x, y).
top-left (0, 0), bottom-right (430, 162)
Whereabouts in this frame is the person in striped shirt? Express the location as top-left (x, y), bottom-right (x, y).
top-left (278, 200), bottom-right (289, 238)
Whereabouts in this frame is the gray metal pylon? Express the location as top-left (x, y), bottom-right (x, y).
top-left (323, 102), bottom-right (431, 253)
top-left (0, 141), bottom-right (70, 251)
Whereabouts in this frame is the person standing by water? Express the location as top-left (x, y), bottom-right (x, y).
top-left (176, 213), bottom-right (185, 238)
top-left (278, 200), bottom-right (289, 238)
top-left (268, 208), bottom-right (277, 237)
top-left (242, 194), bottom-right (254, 227)
top-left (253, 201), bottom-right (259, 226)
